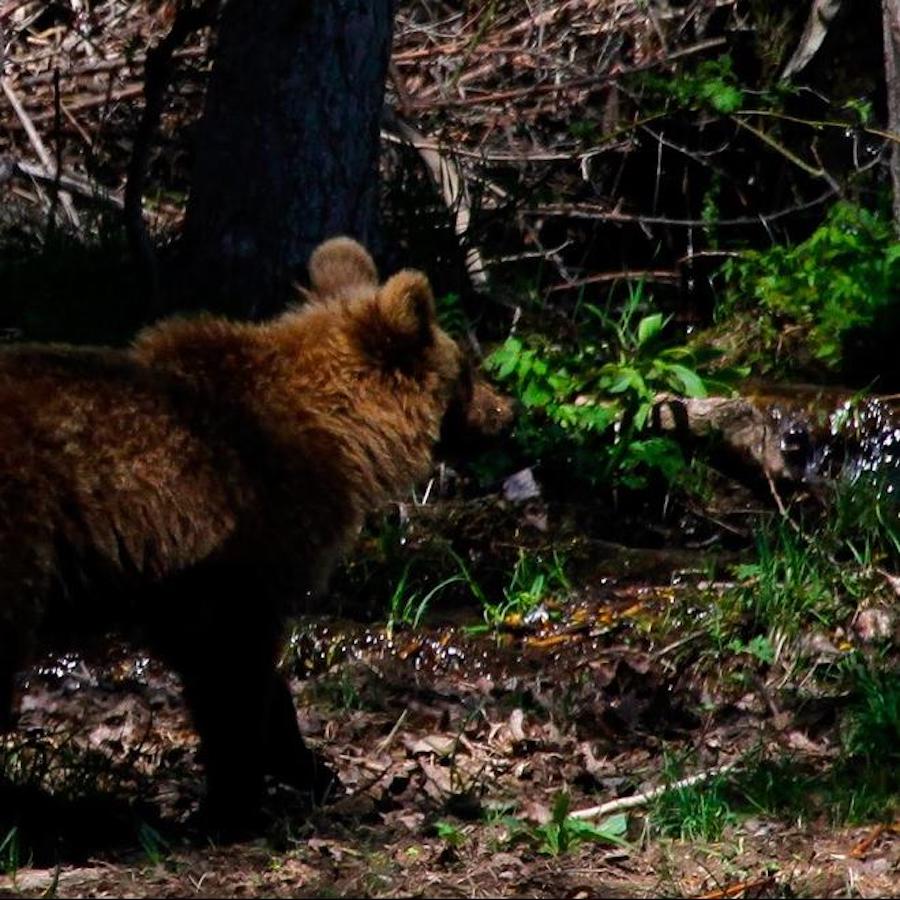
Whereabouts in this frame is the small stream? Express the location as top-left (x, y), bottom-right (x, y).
top-left (754, 385), bottom-right (900, 493)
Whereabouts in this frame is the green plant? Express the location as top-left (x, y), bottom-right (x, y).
top-left (732, 755), bottom-right (813, 822)
top-left (824, 470), bottom-right (900, 570)
top-left (842, 658), bottom-right (900, 766)
top-left (843, 97), bottom-right (874, 126)
top-left (385, 560), bottom-right (466, 636)
top-left (313, 669), bottom-right (365, 712)
top-left (137, 821), bottom-right (170, 867)
top-left (672, 55), bottom-right (744, 114)
top-left (650, 755), bottom-right (736, 842)
top-left (731, 706), bottom-right (899, 826)
top-left (732, 753), bottom-right (898, 826)
top-left (528, 792), bottom-right (628, 856)
top-left (486, 283), bottom-right (728, 488)
top-left (718, 470), bottom-right (899, 650)
top-left (0, 827), bottom-right (20, 876)
top-left (727, 634), bottom-right (776, 666)
top-left (720, 202), bottom-right (900, 372)
top-left (434, 820), bottom-right (466, 848)
top-left (641, 55), bottom-right (744, 114)
top-left (736, 522), bottom-right (834, 633)
top-left (436, 292), bottom-right (469, 338)
top-left (701, 174), bottom-right (723, 250)
top-left (469, 550), bottom-right (569, 633)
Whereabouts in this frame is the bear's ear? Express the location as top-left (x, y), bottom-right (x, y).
top-left (375, 270), bottom-right (436, 349)
top-left (308, 236), bottom-right (378, 298)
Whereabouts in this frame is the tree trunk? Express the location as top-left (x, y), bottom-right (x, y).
top-left (885, 0), bottom-right (900, 236)
top-left (178, 0), bottom-right (393, 317)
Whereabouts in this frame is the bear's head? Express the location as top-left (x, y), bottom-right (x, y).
top-left (304, 237), bottom-right (514, 452)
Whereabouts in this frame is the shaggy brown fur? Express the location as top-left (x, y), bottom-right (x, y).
top-left (0, 237), bottom-right (512, 827)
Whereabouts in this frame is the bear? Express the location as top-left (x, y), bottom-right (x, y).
top-left (0, 236), bottom-right (513, 829)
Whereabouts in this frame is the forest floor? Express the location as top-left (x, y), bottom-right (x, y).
top-left (0, 495), bottom-right (896, 900)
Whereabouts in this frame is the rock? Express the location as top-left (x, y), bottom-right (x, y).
top-left (853, 606), bottom-right (895, 643)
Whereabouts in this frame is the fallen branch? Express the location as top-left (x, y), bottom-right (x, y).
top-left (781, 0), bottom-right (844, 79)
top-left (848, 822), bottom-right (900, 859)
top-left (384, 111), bottom-right (489, 289)
top-left (652, 395), bottom-right (790, 481)
top-left (3, 156), bottom-right (124, 209)
top-left (569, 760), bottom-right (740, 820)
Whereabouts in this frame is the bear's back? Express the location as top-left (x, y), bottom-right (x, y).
top-left (0, 346), bottom-right (260, 611)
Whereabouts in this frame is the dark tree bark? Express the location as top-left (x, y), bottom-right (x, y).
top-left (179, 0), bottom-right (393, 317)
top-left (884, 0), bottom-right (900, 236)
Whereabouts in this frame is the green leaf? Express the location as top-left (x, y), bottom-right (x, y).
top-left (521, 380), bottom-right (553, 408)
top-left (435, 820), bottom-right (465, 847)
top-left (707, 82), bottom-right (743, 113)
top-left (884, 244), bottom-right (900, 268)
top-left (603, 371), bottom-right (633, 394)
top-left (567, 812), bottom-right (629, 846)
top-left (666, 363), bottom-right (708, 398)
top-left (488, 338), bottom-right (522, 380)
top-left (632, 401), bottom-right (652, 430)
top-left (746, 634), bottom-right (775, 664)
top-left (551, 791), bottom-right (571, 824)
top-left (637, 313), bottom-right (664, 347)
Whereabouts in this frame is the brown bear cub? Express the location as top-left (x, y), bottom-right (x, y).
top-left (0, 237), bottom-right (512, 828)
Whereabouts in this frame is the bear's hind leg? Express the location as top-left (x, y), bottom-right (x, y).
top-left (0, 662), bottom-right (16, 733)
top-left (176, 640), bottom-right (275, 832)
top-left (264, 675), bottom-right (338, 803)
top-left (0, 601), bottom-right (42, 734)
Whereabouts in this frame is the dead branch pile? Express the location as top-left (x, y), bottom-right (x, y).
top-left (0, 1), bottom-right (887, 299)
top-left (0, 0), bottom-right (209, 232)
top-left (390, 0), bottom-right (716, 151)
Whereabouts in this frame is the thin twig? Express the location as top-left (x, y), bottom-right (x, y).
top-left (25, 84), bottom-right (144, 119)
top-left (765, 468), bottom-right (789, 518)
top-left (407, 37), bottom-right (727, 109)
top-left (1, 75), bottom-right (80, 229)
top-left (732, 115), bottom-right (826, 180)
top-left (653, 630), bottom-right (705, 659)
top-left (738, 107), bottom-right (900, 146)
top-left (45, 67), bottom-right (65, 240)
top-left (381, 129), bottom-right (629, 163)
top-left (124, 0), bottom-right (221, 317)
top-left (696, 874), bottom-right (778, 900)
top-left (375, 709), bottom-right (409, 755)
top-left (524, 189), bottom-right (837, 227)
top-left (546, 269), bottom-right (680, 292)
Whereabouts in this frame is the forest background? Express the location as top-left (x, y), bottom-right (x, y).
top-left (0, 1), bottom-right (899, 897)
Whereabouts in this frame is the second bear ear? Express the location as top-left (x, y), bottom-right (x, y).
top-left (375, 270), bottom-right (436, 350)
top-left (308, 236), bottom-right (378, 298)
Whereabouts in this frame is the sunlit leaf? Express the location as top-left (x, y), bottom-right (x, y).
top-left (637, 313), bottom-right (664, 347)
